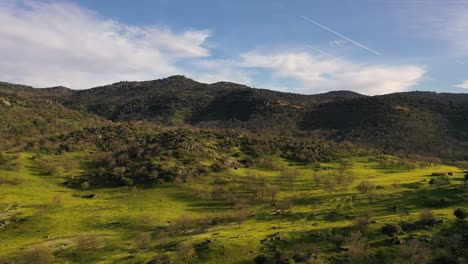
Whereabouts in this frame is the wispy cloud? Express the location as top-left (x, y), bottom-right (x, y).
top-left (455, 80), bottom-right (468, 89)
top-left (241, 51), bottom-right (424, 95)
top-left (0, 0), bottom-right (210, 88)
top-left (300, 15), bottom-right (382, 55)
top-left (421, 6), bottom-right (468, 56)
top-left (306, 45), bottom-right (339, 60)
top-left (0, 1), bottom-right (425, 95)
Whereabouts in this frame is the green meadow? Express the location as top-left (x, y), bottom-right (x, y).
top-left (1, 152), bottom-right (466, 263)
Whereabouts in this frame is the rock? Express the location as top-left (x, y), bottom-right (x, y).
top-left (419, 235), bottom-right (432, 242)
top-left (82, 193), bottom-right (99, 199)
top-left (337, 247), bottom-right (348, 253)
top-left (1, 99), bottom-right (12, 107)
top-left (261, 238), bottom-right (271, 245)
top-left (392, 238), bottom-right (405, 245)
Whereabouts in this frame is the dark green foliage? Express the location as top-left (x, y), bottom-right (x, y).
top-left (429, 176), bottom-right (450, 186)
top-left (2, 77), bottom-right (468, 159)
top-left (381, 223), bottom-right (402, 237)
top-left (454, 208), bottom-right (467, 220)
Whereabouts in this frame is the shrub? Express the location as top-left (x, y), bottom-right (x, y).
top-left (176, 241), bottom-right (196, 264)
top-left (148, 254), bottom-right (172, 264)
top-left (428, 176), bottom-right (450, 186)
top-left (356, 181), bottom-right (375, 194)
top-left (81, 181), bottom-right (90, 191)
top-left (454, 208), bottom-right (467, 221)
top-left (254, 255), bottom-right (270, 264)
top-left (419, 210), bottom-right (436, 224)
top-left (136, 232), bottom-right (152, 249)
top-left (381, 223), bottom-right (402, 237)
top-left (330, 234), bottom-right (345, 248)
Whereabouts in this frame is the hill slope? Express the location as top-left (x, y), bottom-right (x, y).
top-left (1, 76), bottom-right (468, 158)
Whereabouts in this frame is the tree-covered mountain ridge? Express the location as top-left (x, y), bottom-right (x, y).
top-left (1, 76), bottom-right (467, 158)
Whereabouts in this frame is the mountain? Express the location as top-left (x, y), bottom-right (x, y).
top-left (0, 82), bottom-right (107, 150)
top-left (1, 76), bottom-right (467, 158)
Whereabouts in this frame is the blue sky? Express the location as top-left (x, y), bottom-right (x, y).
top-left (0, 0), bottom-right (467, 95)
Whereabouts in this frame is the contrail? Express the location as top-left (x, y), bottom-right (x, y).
top-left (300, 15), bottom-right (382, 55)
top-left (306, 45), bottom-right (339, 60)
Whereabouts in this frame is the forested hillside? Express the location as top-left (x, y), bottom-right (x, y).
top-left (1, 76), bottom-right (467, 159)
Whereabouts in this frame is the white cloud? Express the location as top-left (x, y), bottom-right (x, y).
top-left (0, 1), bottom-right (425, 95)
top-left (241, 51), bottom-right (425, 95)
top-left (0, 0), bottom-right (210, 89)
top-left (455, 80), bottom-right (468, 89)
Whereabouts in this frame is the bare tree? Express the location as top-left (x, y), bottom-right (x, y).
top-left (323, 179), bottom-right (336, 194)
top-left (235, 207), bottom-right (250, 228)
top-left (396, 240), bottom-right (429, 264)
top-left (136, 232), bottom-right (152, 249)
top-left (347, 231), bottom-right (374, 263)
top-left (356, 181), bottom-right (375, 194)
top-left (81, 181), bottom-right (90, 191)
top-left (176, 241), bottom-right (196, 264)
top-left (312, 173), bottom-right (321, 186)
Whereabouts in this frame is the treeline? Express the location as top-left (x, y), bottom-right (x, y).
top-left (33, 124), bottom-right (358, 186)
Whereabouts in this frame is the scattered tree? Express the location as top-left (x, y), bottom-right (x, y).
top-left (81, 181), bottom-right (90, 191)
top-left (176, 241), bottom-right (196, 264)
top-left (136, 232), bottom-right (152, 249)
top-left (396, 239), bottom-right (428, 264)
top-left (381, 223), bottom-right (402, 237)
top-left (419, 209), bottom-right (436, 224)
top-left (323, 179), bottom-right (336, 194)
top-left (356, 181), bottom-right (375, 194)
top-left (454, 160), bottom-right (468, 172)
top-left (454, 208), bottom-right (467, 221)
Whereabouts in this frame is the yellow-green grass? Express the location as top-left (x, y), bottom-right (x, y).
top-left (0, 153), bottom-right (466, 263)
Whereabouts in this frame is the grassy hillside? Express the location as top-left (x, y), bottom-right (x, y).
top-left (0, 152), bottom-right (466, 263)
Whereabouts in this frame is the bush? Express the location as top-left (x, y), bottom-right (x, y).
top-left (428, 176), bottom-right (450, 186)
top-left (176, 241), bottom-right (196, 264)
top-left (148, 254), bottom-right (172, 264)
top-left (81, 181), bottom-right (90, 191)
top-left (419, 209), bottom-right (436, 224)
top-left (454, 208), bottom-right (467, 221)
top-left (356, 181), bottom-right (375, 194)
top-left (136, 232), bottom-right (152, 249)
top-left (381, 223), bottom-right (402, 237)
top-left (254, 255), bottom-right (270, 264)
